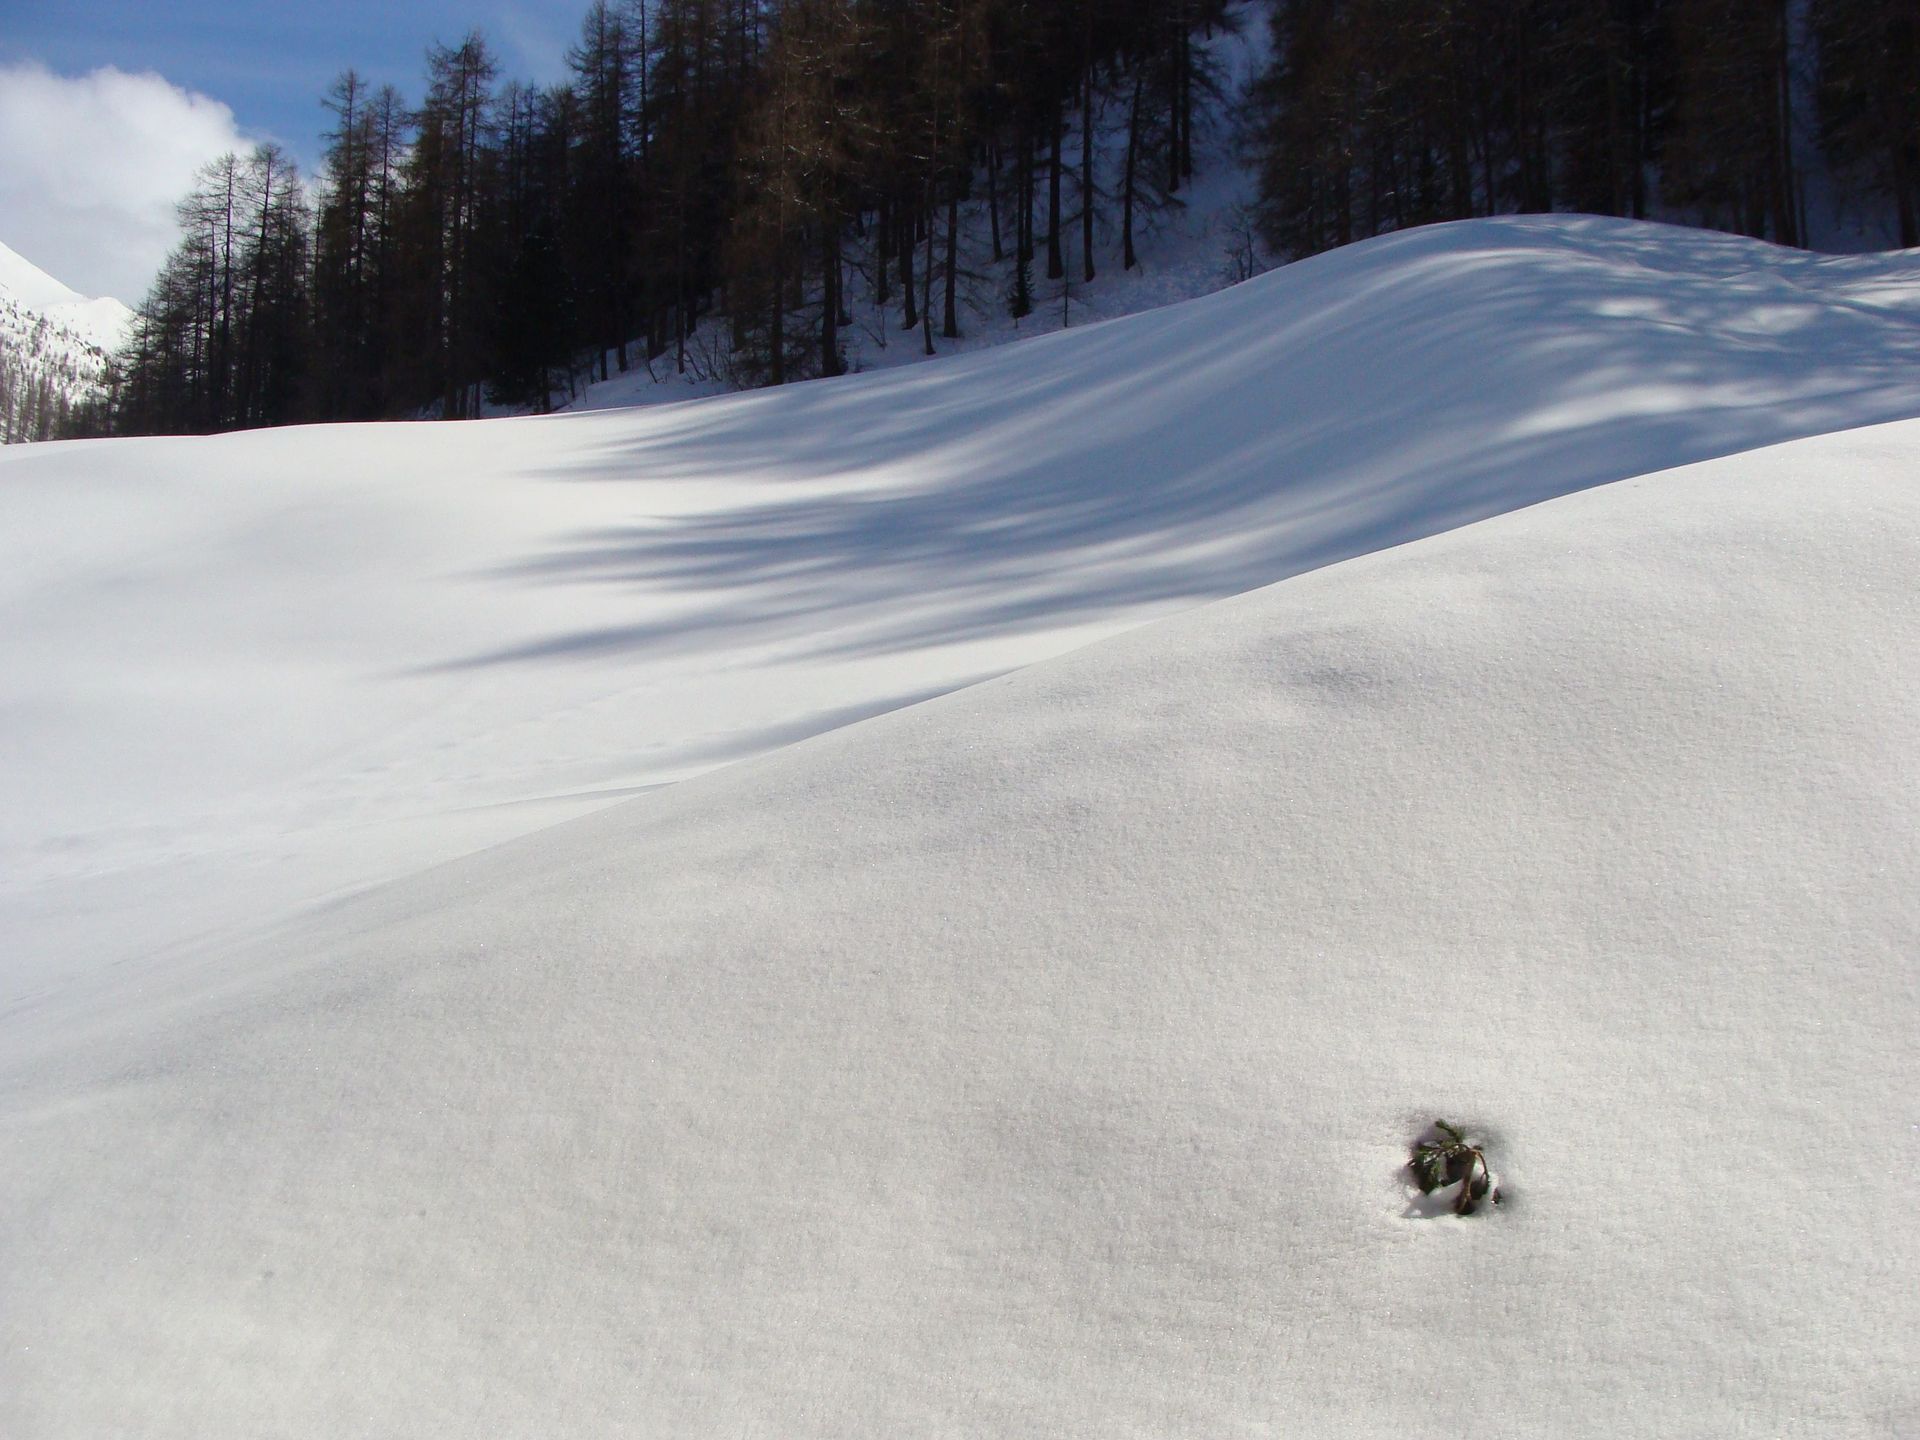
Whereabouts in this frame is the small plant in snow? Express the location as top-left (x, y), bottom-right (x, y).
top-left (1006, 256), bottom-right (1035, 322)
top-left (1409, 1119), bottom-right (1502, 1216)
top-left (1220, 203), bottom-right (1269, 285)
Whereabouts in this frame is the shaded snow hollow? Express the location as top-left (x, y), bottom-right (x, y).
top-left (1, 216), bottom-right (1918, 1436)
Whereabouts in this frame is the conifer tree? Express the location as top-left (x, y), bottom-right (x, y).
top-left (403, 32), bottom-right (499, 417)
top-left (1812, 0), bottom-right (1920, 246)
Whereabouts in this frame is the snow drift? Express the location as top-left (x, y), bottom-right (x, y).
top-left (1, 216), bottom-right (1918, 1435)
top-left (5, 216), bottom-right (1919, 990)
top-left (4, 421), bottom-right (1917, 1437)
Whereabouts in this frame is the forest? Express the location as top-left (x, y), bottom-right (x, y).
top-left (103, 0), bottom-right (1919, 436)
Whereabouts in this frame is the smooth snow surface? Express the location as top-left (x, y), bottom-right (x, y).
top-left (1, 216), bottom-right (1919, 1435)
top-left (4, 424), bottom-right (1917, 1437)
top-left (5, 217), bottom-right (1919, 992)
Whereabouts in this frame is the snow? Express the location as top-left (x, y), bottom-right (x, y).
top-left (0, 237), bottom-right (130, 441)
top-left (1, 215), bottom-right (1918, 1435)
top-left (6, 215), bottom-right (1918, 991)
top-left (0, 237), bottom-right (86, 312)
top-left (47, 292), bottom-right (135, 352)
top-left (0, 237), bottom-right (132, 351)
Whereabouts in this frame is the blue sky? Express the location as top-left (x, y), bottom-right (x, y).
top-left (0, 1), bottom-right (593, 299)
top-left (3, 0), bottom-right (583, 166)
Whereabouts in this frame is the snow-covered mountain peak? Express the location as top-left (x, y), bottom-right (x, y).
top-left (0, 237), bottom-right (86, 311)
top-left (0, 238), bottom-right (132, 350)
top-left (0, 237), bottom-right (129, 442)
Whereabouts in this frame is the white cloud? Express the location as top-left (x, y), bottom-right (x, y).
top-left (0, 63), bottom-right (255, 304)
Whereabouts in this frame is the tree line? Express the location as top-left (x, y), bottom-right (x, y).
top-left (114, 0), bottom-right (1223, 434)
top-left (1243, 0), bottom-right (1918, 259)
top-left (107, 0), bottom-right (1919, 437)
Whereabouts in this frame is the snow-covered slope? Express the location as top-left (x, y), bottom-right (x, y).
top-left (3, 216), bottom-right (1919, 997)
top-left (0, 238), bottom-right (89, 314)
top-left (4, 416), bottom-right (1916, 1437)
top-left (0, 238), bottom-right (129, 442)
top-left (0, 238), bottom-right (132, 352)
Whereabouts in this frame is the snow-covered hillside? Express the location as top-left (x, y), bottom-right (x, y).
top-left (0, 238), bottom-right (129, 442)
top-left (5, 215), bottom-right (1918, 991)
top-left (2, 216), bottom-right (1918, 1436)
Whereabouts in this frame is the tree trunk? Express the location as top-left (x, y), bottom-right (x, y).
top-left (1168, 7), bottom-right (1183, 196)
top-left (821, 220), bottom-right (842, 377)
top-left (1178, 13), bottom-right (1194, 182)
top-left (943, 183), bottom-right (960, 338)
top-left (1893, 140), bottom-right (1919, 249)
top-left (922, 196), bottom-right (936, 356)
top-left (987, 136), bottom-right (1004, 261)
top-left (900, 202), bottom-right (918, 331)
top-left (769, 264), bottom-right (785, 386)
top-left (1772, 0), bottom-right (1798, 246)
top-left (1122, 69), bottom-right (1141, 271)
top-left (1019, 117), bottom-right (1035, 266)
top-left (1081, 52), bottom-right (1096, 283)
top-left (1047, 98), bottom-right (1065, 280)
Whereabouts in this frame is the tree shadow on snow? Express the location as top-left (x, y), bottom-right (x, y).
top-left (434, 217), bottom-right (1920, 675)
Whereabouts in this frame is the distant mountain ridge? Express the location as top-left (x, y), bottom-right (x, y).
top-left (0, 239), bottom-right (130, 443)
